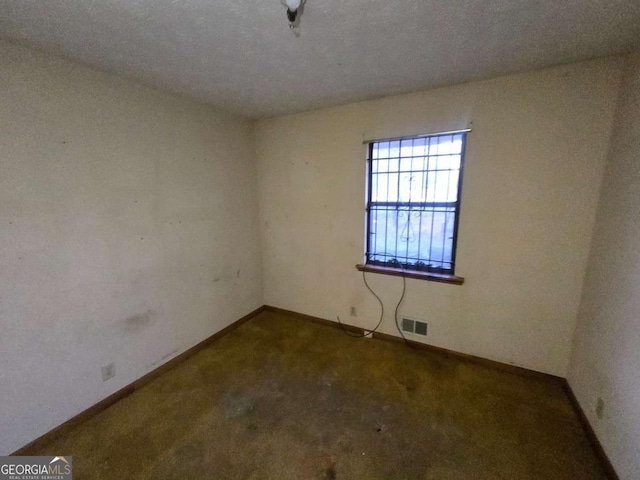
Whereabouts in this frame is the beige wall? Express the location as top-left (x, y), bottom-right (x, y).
top-left (0, 41), bottom-right (263, 455)
top-left (568, 53), bottom-right (640, 480)
top-left (1, 37), bottom-right (634, 466)
top-left (255, 58), bottom-right (622, 377)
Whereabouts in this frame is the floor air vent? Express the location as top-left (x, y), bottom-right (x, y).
top-left (401, 317), bottom-right (428, 336)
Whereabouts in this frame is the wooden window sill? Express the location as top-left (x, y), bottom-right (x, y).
top-left (356, 264), bottom-right (464, 285)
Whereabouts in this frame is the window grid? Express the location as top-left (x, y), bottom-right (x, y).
top-left (365, 132), bottom-right (466, 275)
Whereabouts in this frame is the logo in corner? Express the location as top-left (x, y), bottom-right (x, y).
top-left (0, 455), bottom-right (73, 479)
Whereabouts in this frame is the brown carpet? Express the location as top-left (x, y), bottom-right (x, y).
top-left (26, 310), bottom-right (606, 479)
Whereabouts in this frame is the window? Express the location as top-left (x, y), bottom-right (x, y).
top-left (362, 131), bottom-right (467, 281)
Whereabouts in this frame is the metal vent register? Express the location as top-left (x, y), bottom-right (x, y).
top-left (401, 318), bottom-right (428, 336)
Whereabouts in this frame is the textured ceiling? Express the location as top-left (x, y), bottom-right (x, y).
top-left (1, 0), bottom-right (639, 119)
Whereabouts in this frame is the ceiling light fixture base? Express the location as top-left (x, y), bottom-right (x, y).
top-left (282, 0), bottom-right (304, 29)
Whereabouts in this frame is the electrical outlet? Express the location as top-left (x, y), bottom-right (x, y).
top-left (595, 397), bottom-right (605, 419)
top-left (350, 306), bottom-right (357, 316)
top-left (101, 363), bottom-right (115, 382)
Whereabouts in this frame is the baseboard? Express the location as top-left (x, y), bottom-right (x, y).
top-left (264, 305), bottom-right (564, 384)
top-left (562, 381), bottom-right (620, 480)
top-left (264, 305), bottom-right (366, 336)
top-left (12, 305), bottom-right (266, 455)
top-left (12, 303), bottom-right (620, 480)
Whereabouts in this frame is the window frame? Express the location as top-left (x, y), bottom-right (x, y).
top-left (360, 130), bottom-right (468, 284)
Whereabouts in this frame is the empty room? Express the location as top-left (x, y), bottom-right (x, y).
top-left (1, 1), bottom-right (639, 479)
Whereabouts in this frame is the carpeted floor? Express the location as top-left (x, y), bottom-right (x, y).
top-left (26, 310), bottom-right (607, 479)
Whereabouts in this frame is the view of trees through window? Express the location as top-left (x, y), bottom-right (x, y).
top-left (365, 132), bottom-right (466, 274)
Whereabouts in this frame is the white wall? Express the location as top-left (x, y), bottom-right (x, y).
top-left (0, 41), bottom-right (263, 455)
top-left (255, 58), bottom-right (622, 377)
top-left (568, 53), bottom-right (640, 480)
